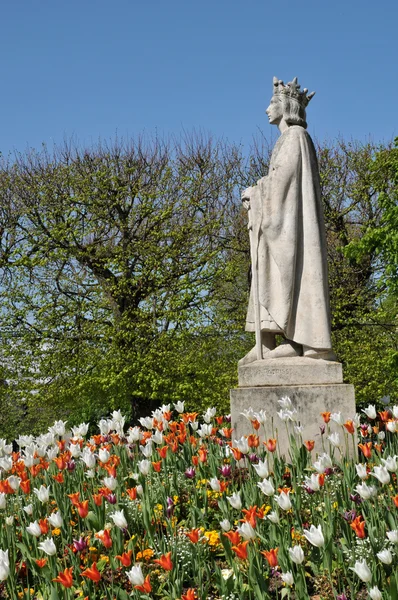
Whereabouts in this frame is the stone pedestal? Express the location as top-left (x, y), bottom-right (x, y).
top-left (230, 358), bottom-right (356, 457)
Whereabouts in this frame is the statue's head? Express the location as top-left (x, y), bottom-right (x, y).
top-left (266, 77), bottom-right (315, 130)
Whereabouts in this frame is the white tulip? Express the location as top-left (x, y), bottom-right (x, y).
top-left (355, 482), bottom-right (377, 500)
top-left (387, 529), bottom-right (398, 543)
top-left (209, 478), bottom-right (221, 492)
top-left (152, 430), bottom-right (163, 445)
top-left (288, 545), bottom-right (304, 564)
top-left (240, 408), bottom-right (255, 421)
top-left (23, 504), bottom-right (33, 516)
top-left (5, 517), bottom-right (14, 526)
top-left (174, 401), bottom-right (185, 413)
top-left (369, 586), bottom-right (382, 600)
top-left (126, 564), bottom-right (145, 586)
top-left (138, 460), bottom-right (151, 476)
top-left (7, 476), bottom-right (21, 491)
top-left (355, 464), bottom-right (368, 480)
top-left (281, 571), bottom-right (294, 586)
top-left (381, 455), bottom-right (398, 472)
top-left (303, 474), bottom-right (320, 492)
top-left (0, 494), bottom-right (6, 510)
top-left (372, 466), bottom-right (390, 485)
top-left (98, 448), bottom-right (110, 463)
top-left (103, 476), bottom-right (118, 490)
top-left (38, 537), bottom-right (57, 556)
top-left (313, 453), bottom-right (333, 474)
top-left (363, 405), bottom-right (377, 419)
top-left (237, 522), bottom-right (256, 540)
top-left (138, 417), bottom-right (154, 430)
top-left (267, 511), bottom-right (280, 524)
top-left (257, 478), bottom-right (275, 496)
top-left (69, 443), bottom-right (81, 458)
top-left (279, 396), bottom-right (293, 410)
top-left (233, 437), bottom-right (249, 455)
top-left (330, 412), bottom-right (343, 425)
top-left (33, 485), bottom-right (50, 504)
top-left (219, 519), bottom-right (231, 532)
top-left (350, 559), bottom-right (371, 582)
top-left (48, 511), bottom-right (63, 528)
top-left (140, 442), bottom-right (153, 458)
top-left (252, 459), bottom-right (269, 479)
top-left (26, 521), bottom-right (42, 537)
top-left (198, 424), bottom-right (212, 437)
top-left (275, 491), bottom-right (292, 511)
top-left (376, 548), bottom-right (393, 564)
top-left (327, 432), bottom-right (341, 447)
top-left (386, 420), bottom-right (397, 433)
top-left (0, 549), bottom-right (9, 581)
top-left (303, 524), bottom-right (324, 547)
top-left (110, 509), bottom-right (128, 529)
top-left (226, 492), bottom-right (242, 510)
top-left (253, 410), bottom-right (267, 424)
top-left (203, 407), bottom-right (216, 423)
top-left (81, 448), bottom-right (96, 469)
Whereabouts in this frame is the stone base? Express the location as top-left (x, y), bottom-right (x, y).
top-left (238, 357), bottom-right (343, 387)
top-left (230, 382), bottom-right (356, 458)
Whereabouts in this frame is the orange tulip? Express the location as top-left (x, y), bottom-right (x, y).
top-left (39, 518), bottom-right (49, 534)
top-left (127, 487), bottom-right (137, 500)
top-left (95, 529), bottom-right (112, 549)
top-left (198, 448), bottom-right (208, 463)
top-left (53, 567), bottom-right (74, 588)
top-left (242, 506), bottom-right (258, 528)
top-left (344, 420), bottom-right (355, 434)
top-left (152, 461), bottom-right (162, 472)
top-left (247, 434), bottom-right (259, 448)
top-left (153, 551), bottom-right (173, 571)
top-left (379, 410), bottom-right (391, 422)
top-left (20, 480), bottom-right (31, 494)
top-left (231, 447), bottom-right (243, 461)
top-left (76, 500), bottom-right (89, 518)
top-left (67, 492), bottom-right (80, 506)
top-left (54, 456), bottom-right (67, 470)
top-left (318, 473), bottom-right (325, 486)
top-left (223, 530), bottom-right (241, 545)
top-left (104, 464), bottom-right (117, 478)
top-left (115, 550), bottom-right (133, 567)
top-left (261, 547), bottom-right (279, 567)
top-left (232, 540), bottom-right (249, 560)
top-left (36, 558), bottom-right (48, 568)
top-left (321, 411), bottom-right (331, 423)
top-left (192, 456), bottom-right (199, 467)
top-left (358, 442), bottom-right (372, 459)
top-left (182, 590), bottom-right (196, 600)
top-left (135, 575), bottom-right (152, 593)
top-left (392, 495), bottom-right (398, 508)
top-left (93, 493), bottom-right (103, 506)
top-left (82, 562), bottom-right (101, 582)
top-left (304, 440), bottom-right (315, 451)
top-left (251, 419), bottom-right (261, 430)
top-left (52, 473), bottom-right (64, 484)
top-left (350, 515), bottom-right (366, 539)
top-left (0, 480), bottom-right (14, 494)
top-left (264, 438), bottom-right (277, 452)
top-left (185, 528), bottom-right (201, 544)
top-left (157, 446), bottom-right (168, 459)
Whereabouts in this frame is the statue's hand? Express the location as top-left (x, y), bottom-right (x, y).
top-left (241, 186), bottom-right (254, 210)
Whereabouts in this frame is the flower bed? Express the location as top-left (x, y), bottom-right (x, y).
top-left (0, 399), bottom-right (397, 599)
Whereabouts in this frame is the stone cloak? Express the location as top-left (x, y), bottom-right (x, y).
top-left (245, 125), bottom-right (332, 350)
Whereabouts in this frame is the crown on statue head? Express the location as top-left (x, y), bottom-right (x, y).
top-left (273, 76), bottom-right (315, 108)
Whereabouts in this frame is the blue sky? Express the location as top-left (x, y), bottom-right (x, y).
top-left (0, 0), bottom-right (396, 156)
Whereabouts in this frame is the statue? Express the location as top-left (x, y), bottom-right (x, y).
top-left (240, 77), bottom-right (335, 364)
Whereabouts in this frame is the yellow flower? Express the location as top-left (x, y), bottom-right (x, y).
top-left (136, 548), bottom-right (154, 561)
top-left (52, 528), bottom-right (61, 536)
top-left (203, 530), bottom-right (221, 548)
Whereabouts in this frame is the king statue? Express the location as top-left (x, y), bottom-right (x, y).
top-left (240, 76), bottom-right (335, 364)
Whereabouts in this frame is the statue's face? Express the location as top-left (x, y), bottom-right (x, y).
top-left (266, 96), bottom-right (283, 125)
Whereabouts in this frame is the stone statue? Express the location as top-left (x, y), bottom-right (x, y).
top-left (240, 76), bottom-right (335, 364)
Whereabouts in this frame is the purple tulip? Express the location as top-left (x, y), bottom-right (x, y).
top-left (219, 465), bottom-right (231, 478)
top-left (105, 493), bottom-right (117, 504)
top-left (73, 537), bottom-right (88, 552)
top-left (342, 510), bottom-right (356, 523)
top-left (248, 453), bottom-right (259, 464)
top-left (67, 460), bottom-right (76, 471)
top-left (184, 467), bottom-right (196, 479)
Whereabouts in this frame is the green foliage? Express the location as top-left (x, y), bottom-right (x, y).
top-left (0, 134), bottom-right (397, 438)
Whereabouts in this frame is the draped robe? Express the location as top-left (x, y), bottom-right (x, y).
top-left (245, 125), bottom-right (332, 350)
